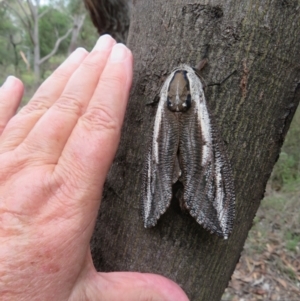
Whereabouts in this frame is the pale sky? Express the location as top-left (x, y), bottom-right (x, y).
top-left (40, 0), bottom-right (50, 5)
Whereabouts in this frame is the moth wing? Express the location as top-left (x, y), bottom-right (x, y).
top-left (180, 70), bottom-right (235, 239)
top-left (141, 81), bottom-right (180, 228)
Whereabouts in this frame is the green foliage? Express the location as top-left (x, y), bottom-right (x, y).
top-left (78, 17), bottom-right (98, 51)
top-left (0, 6), bottom-right (17, 36)
top-left (0, 37), bottom-right (13, 68)
top-left (21, 72), bottom-right (35, 87)
top-left (286, 237), bottom-right (299, 252)
top-left (38, 6), bottom-right (72, 58)
top-left (43, 54), bottom-right (66, 79)
top-left (261, 195), bottom-right (286, 211)
top-left (0, 0), bottom-right (98, 87)
top-left (285, 230), bottom-right (300, 252)
top-left (68, 0), bottom-right (85, 14)
top-left (270, 107), bottom-right (300, 190)
top-left (274, 152), bottom-right (296, 182)
top-left (0, 6), bottom-right (22, 70)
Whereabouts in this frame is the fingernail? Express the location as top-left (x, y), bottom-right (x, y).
top-left (109, 44), bottom-right (128, 62)
top-left (68, 47), bottom-right (88, 63)
top-left (2, 76), bottom-right (15, 89)
top-left (94, 34), bottom-right (115, 51)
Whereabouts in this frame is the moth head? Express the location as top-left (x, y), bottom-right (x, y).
top-left (167, 70), bottom-right (192, 112)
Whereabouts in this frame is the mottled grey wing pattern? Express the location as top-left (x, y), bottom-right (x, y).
top-left (141, 64), bottom-right (235, 239)
top-left (180, 69), bottom-right (235, 239)
top-left (141, 79), bottom-right (180, 228)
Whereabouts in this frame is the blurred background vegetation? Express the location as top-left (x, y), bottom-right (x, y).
top-left (0, 1), bottom-right (299, 298)
top-left (0, 0), bottom-right (98, 103)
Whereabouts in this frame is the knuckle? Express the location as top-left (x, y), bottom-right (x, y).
top-left (81, 105), bottom-right (119, 132)
top-left (101, 73), bottom-right (125, 90)
top-left (81, 52), bottom-right (105, 71)
top-left (52, 67), bottom-right (72, 82)
top-left (54, 94), bottom-right (84, 116)
top-left (51, 163), bottom-right (88, 203)
top-left (19, 99), bottom-right (49, 115)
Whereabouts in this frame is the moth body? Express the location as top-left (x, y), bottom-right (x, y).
top-left (141, 64), bottom-right (235, 239)
top-left (167, 71), bottom-right (192, 112)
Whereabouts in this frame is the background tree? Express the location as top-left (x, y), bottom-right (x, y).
top-left (0, 0), bottom-right (96, 91)
top-left (68, 0), bottom-right (87, 54)
top-left (84, 1), bottom-right (300, 300)
top-left (0, 6), bottom-right (22, 75)
top-left (1, 0), bottom-right (72, 83)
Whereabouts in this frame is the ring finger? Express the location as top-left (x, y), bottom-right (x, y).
top-left (0, 48), bottom-right (88, 153)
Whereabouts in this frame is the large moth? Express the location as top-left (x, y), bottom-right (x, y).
top-left (141, 64), bottom-right (235, 239)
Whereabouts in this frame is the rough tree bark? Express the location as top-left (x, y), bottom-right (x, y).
top-left (83, 0), bottom-right (131, 42)
top-left (89, 1), bottom-right (300, 300)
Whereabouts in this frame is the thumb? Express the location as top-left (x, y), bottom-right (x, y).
top-left (83, 270), bottom-right (190, 301)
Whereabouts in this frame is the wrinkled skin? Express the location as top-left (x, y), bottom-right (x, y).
top-left (0, 35), bottom-right (189, 301)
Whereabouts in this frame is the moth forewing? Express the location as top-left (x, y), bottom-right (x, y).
top-left (141, 74), bottom-right (180, 228)
top-left (141, 64), bottom-right (235, 239)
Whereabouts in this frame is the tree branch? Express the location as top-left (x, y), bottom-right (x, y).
top-left (26, 0), bottom-right (36, 20)
top-left (77, 13), bottom-right (86, 27)
top-left (3, 2), bottom-right (26, 25)
top-left (38, 7), bottom-right (51, 19)
top-left (68, 13), bottom-right (86, 54)
top-left (16, 0), bottom-right (30, 20)
top-left (39, 27), bottom-right (72, 65)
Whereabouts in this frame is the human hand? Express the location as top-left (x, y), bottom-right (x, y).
top-left (0, 35), bottom-right (189, 301)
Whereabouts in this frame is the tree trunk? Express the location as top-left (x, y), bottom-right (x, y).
top-left (9, 34), bottom-right (20, 76)
top-left (83, 0), bottom-right (131, 42)
top-left (32, 2), bottom-right (40, 83)
top-left (68, 14), bottom-right (86, 55)
top-left (90, 1), bottom-right (300, 300)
